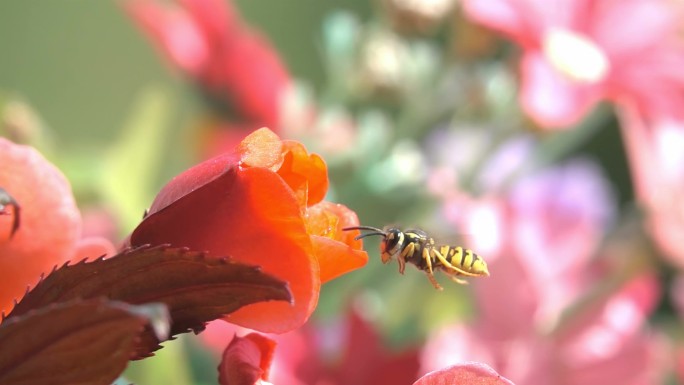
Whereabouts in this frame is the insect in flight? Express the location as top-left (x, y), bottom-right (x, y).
top-left (343, 226), bottom-right (489, 290)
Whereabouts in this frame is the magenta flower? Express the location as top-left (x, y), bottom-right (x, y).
top-left (463, 0), bottom-right (684, 128)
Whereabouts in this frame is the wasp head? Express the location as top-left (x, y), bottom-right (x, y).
top-left (381, 228), bottom-right (405, 264)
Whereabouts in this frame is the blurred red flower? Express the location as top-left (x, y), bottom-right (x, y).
top-left (218, 333), bottom-right (277, 385)
top-left (0, 139), bottom-right (115, 314)
top-left (201, 306), bottom-right (421, 385)
top-left (126, 0), bottom-right (291, 131)
top-left (463, 0), bottom-right (684, 128)
top-left (129, 128), bottom-right (368, 333)
top-left (206, 307), bottom-right (515, 385)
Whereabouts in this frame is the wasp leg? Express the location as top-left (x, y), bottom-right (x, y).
top-left (423, 247), bottom-right (443, 290)
top-left (426, 272), bottom-right (443, 290)
top-left (448, 274), bottom-right (469, 285)
top-left (432, 248), bottom-right (481, 277)
top-left (396, 242), bottom-right (413, 275)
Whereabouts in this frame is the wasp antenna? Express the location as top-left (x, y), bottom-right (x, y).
top-left (354, 232), bottom-right (387, 241)
top-left (343, 225), bottom-right (385, 233)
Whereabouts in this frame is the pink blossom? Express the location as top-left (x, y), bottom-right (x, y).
top-left (421, 274), bottom-right (662, 385)
top-left (619, 103), bottom-right (684, 268)
top-left (427, 159), bottom-right (663, 384)
top-left (463, 0), bottom-right (684, 128)
top-left (460, 160), bottom-right (615, 331)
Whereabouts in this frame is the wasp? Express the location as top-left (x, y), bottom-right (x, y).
top-left (343, 226), bottom-right (489, 290)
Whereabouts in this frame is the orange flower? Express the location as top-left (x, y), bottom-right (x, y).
top-left (0, 139), bottom-right (115, 314)
top-left (130, 128), bottom-right (368, 333)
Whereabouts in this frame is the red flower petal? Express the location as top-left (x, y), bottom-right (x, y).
top-left (124, 0), bottom-right (210, 76)
top-left (305, 202), bottom-right (367, 283)
top-left (131, 166), bottom-right (318, 333)
top-left (238, 127), bottom-right (283, 171)
top-left (413, 362), bottom-right (516, 385)
top-left (219, 333), bottom-right (277, 385)
top-left (278, 141), bottom-right (328, 208)
top-left (0, 139), bottom-right (81, 313)
top-left (207, 29), bottom-right (291, 128)
top-left (178, 0), bottom-right (238, 47)
top-left (240, 129), bottom-right (366, 282)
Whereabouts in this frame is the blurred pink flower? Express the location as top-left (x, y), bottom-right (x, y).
top-left (619, 103), bottom-right (684, 268)
top-left (453, 160), bottom-right (615, 330)
top-left (425, 126), bottom-right (534, 194)
top-left (677, 348), bottom-right (684, 385)
top-left (413, 362), bottom-right (516, 385)
top-left (428, 159), bottom-right (663, 383)
top-left (0, 139), bottom-right (115, 314)
top-left (126, 0), bottom-right (291, 130)
top-left (421, 274), bottom-right (662, 385)
top-left (463, 0), bottom-right (684, 128)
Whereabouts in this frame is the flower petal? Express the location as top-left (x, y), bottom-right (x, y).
top-left (311, 236), bottom-right (367, 283)
top-left (520, 52), bottom-right (600, 128)
top-left (0, 139), bottom-right (81, 313)
top-left (124, 0), bottom-right (210, 76)
top-left (178, 0), bottom-right (238, 47)
top-left (413, 362), bottom-right (516, 385)
top-left (238, 127), bottom-right (284, 171)
top-left (218, 333), bottom-right (277, 385)
top-left (72, 237), bottom-right (116, 262)
top-left (278, 141), bottom-right (328, 208)
top-left (131, 166), bottom-right (318, 333)
top-left (305, 201), bottom-right (367, 283)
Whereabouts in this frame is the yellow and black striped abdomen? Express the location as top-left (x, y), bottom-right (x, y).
top-left (437, 245), bottom-right (488, 276)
